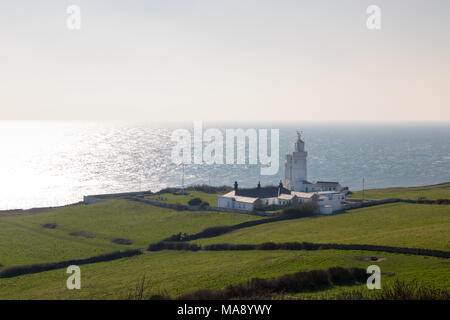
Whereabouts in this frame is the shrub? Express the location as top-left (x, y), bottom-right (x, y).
top-left (147, 242), bottom-right (200, 251)
top-left (147, 242), bottom-right (167, 251)
top-left (0, 250), bottom-right (142, 278)
top-left (188, 198), bottom-right (202, 206)
top-left (41, 223), bottom-right (57, 229)
top-left (349, 267), bottom-right (368, 283)
top-left (187, 184), bottom-right (233, 194)
top-left (256, 242), bottom-right (278, 250)
top-left (163, 232), bottom-right (190, 242)
top-left (327, 267), bottom-right (356, 285)
top-left (199, 201), bottom-right (210, 209)
top-left (192, 226), bottom-right (234, 239)
top-left (175, 267), bottom-right (359, 300)
top-left (174, 203), bottom-right (187, 211)
top-left (282, 202), bottom-right (318, 218)
top-left (203, 243), bottom-right (256, 251)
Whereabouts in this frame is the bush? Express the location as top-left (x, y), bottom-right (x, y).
top-left (41, 223), bottom-right (57, 229)
top-left (150, 239), bottom-right (450, 259)
top-left (163, 232), bottom-right (190, 242)
top-left (147, 242), bottom-right (200, 251)
top-left (191, 226), bottom-right (234, 239)
top-left (203, 243), bottom-right (256, 251)
top-left (188, 198), bottom-right (202, 206)
top-left (349, 267), bottom-right (368, 283)
top-left (0, 250), bottom-right (142, 278)
top-left (174, 203), bottom-right (187, 211)
top-left (256, 242), bottom-right (278, 250)
top-left (187, 184), bottom-right (233, 194)
top-left (282, 202), bottom-right (318, 218)
top-left (199, 201), bottom-right (210, 209)
top-left (327, 267), bottom-right (356, 285)
top-left (176, 267), bottom-right (364, 300)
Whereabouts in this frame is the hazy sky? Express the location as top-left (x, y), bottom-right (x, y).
top-left (0, 0), bottom-right (449, 122)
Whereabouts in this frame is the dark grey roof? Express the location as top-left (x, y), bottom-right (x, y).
top-left (235, 186), bottom-right (291, 198)
top-left (315, 181), bottom-right (339, 185)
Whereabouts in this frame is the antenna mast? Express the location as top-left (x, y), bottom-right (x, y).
top-left (362, 177), bottom-right (365, 202)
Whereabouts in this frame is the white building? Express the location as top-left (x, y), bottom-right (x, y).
top-left (315, 191), bottom-right (346, 214)
top-left (216, 182), bottom-right (294, 211)
top-left (216, 182), bottom-right (344, 214)
top-left (216, 131), bottom-right (346, 214)
top-left (284, 132), bottom-right (343, 193)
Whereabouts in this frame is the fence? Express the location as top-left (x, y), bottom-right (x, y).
top-left (343, 198), bottom-right (400, 210)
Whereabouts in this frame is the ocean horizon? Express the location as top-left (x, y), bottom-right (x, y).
top-left (0, 121), bottom-right (449, 210)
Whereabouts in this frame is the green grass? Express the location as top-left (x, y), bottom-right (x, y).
top-left (348, 182), bottom-right (450, 200)
top-left (0, 199), bottom-right (262, 269)
top-left (1, 184), bottom-right (449, 300)
top-left (0, 249), bottom-right (448, 299)
top-left (145, 190), bottom-right (219, 206)
top-left (193, 203), bottom-right (450, 251)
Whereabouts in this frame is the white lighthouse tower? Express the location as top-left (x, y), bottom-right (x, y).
top-left (284, 131), bottom-right (308, 191)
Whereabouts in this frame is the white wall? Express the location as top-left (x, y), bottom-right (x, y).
top-left (216, 196), bottom-right (255, 211)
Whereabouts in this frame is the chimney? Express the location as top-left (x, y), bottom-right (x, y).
top-left (234, 181), bottom-right (238, 191)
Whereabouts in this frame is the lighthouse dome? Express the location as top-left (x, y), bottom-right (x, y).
top-left (294, 132), bottom-right (305, 152)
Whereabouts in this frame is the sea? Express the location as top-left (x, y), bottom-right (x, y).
top-left (0, 121), bottom-right (449, 210)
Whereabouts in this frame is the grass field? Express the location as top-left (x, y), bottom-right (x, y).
top-left (0, 199), bottom-right (262, 269)
top-left (0, 184), bottom-right (449, 300)
top-left (193, 203), bottom-right (450, 251)
top-left (145, 190), bottom-right (219, 206)
top-left (0, 249), bottom-right (448, 299)
top-left (348, 182), bottom-right (450, 200)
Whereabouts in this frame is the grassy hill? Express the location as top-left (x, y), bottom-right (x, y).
top-left (0, 249), bottom-right (448, 299)
top-left (193, 203), bottom-right (450, 251)
top-left (0, 184), bottom-right (449, 300)
top-left (0, 199), bottom-right (262, 269)
top-left (348, 182), bottom-right (450, 200)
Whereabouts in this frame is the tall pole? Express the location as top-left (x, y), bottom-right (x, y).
top-left (182, 163), bottom-right (185, 193)
top-left (362, 177), bottom-right (365, 202)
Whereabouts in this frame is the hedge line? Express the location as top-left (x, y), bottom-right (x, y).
top-left (0, 249), bottom-right (142, 278)
top-left (147, 241), bottom-right (450, 258)
top-left (158, 267), bottom-right (367, 300)
top-left (163, 217), bottom-right (290, 242)
top-left (400, 199), bottom-right (450, 205)
top-left (156, 184), bottom-right (232, 195)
